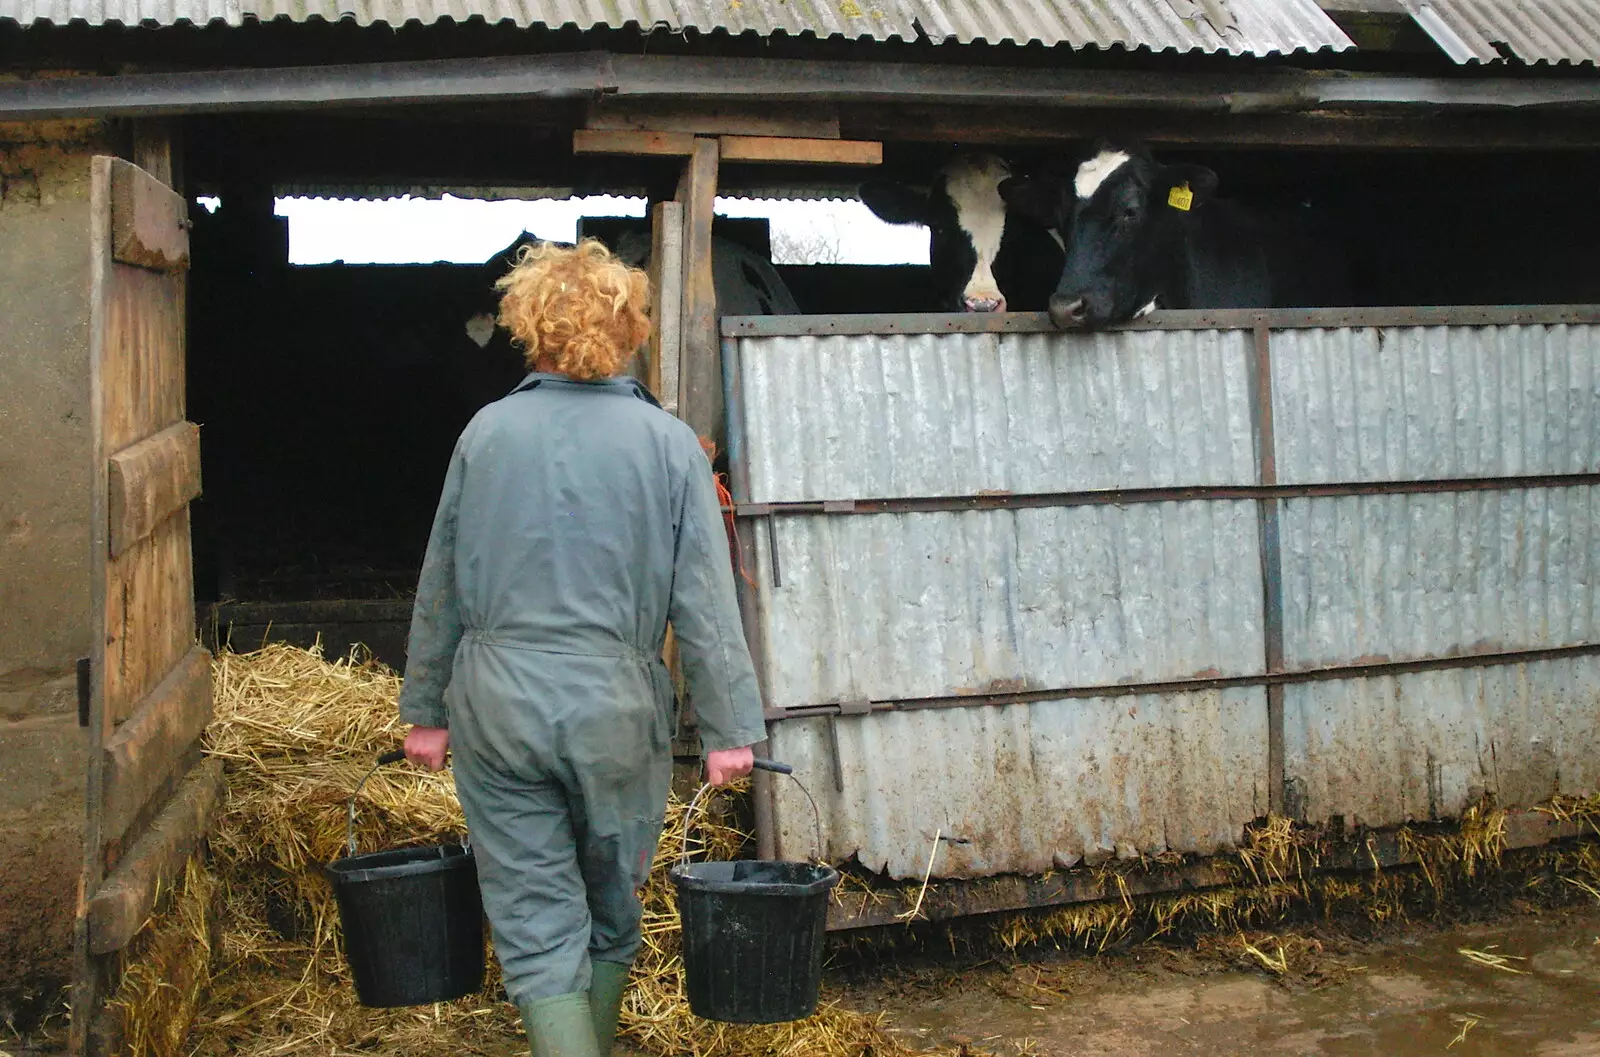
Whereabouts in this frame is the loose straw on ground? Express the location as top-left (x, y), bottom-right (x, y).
top-left (185, 642), bottom-right (944, 1057)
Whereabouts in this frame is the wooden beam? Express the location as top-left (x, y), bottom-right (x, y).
top-left (87, 757), bottom-right (223, 955)
top-left (650, 200), bottom-right (684, 415)
top-left (719, 135), bottom-right (881, 166)
top-left (573, 128), bottom-right (696, 158)
top-left (576, 127), bottom-right (880, 166)
top-left (587, 100), bottom-right (842, 140)
top-left (107, 420), bottom-right (202, 558)
top-left (823, 808), bottom-right (1594, 932)
top-left (131, 119), bottom-right (175, 187)
top-left (675, 137), bottom-right (720, 445)
top-left (838, 104), bottom-right (1600, 151)
top-left (14, 55), bottom-right (1600, 122)
top-left (99, 647), bottom-right (213, 845)
top-left (109, 157), bottom-right (189, 271)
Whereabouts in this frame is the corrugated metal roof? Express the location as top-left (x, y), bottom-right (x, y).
top-left (1284, 655), bottom-right (1600, 830)
top-left (1407, 0), bottom-right (1600, 65)
top-left (0, 0), bottom-right (1355, 56)
top-left (907, 0), bottom-right (1351, 55)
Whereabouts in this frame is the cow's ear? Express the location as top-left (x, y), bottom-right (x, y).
top-left (1159, 164), bottom-right (1220, 209)
top-left (999, 174), bottom-right (1069, 229)
top-left (860, 181), bottom-right (932, 226)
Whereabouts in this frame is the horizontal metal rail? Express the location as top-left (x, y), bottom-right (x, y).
top-left (763, 641), bottom-right (1600, 722)
top-left (825, 808), bottom-right (1596, 931)
top-left (10, 57), bottom-right (1600, 121)
top-left (733, 473), bottom-right (1600, 518)
top-left (721, 304), bottom-right (1600, 338)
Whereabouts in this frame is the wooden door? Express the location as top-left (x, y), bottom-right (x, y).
top-left (73, 156), bottom-right (223, 1056)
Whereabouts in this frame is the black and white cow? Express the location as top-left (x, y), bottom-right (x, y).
top-left (860, 153), bottom-right (1064, 313)
top-left (1000, 141), bottom-right (1347, 329)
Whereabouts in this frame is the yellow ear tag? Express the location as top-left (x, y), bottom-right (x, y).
top-left (1168, 183), bottom-right (1194, 211)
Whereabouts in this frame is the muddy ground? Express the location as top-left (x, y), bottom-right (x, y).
top-left (838, 901), bottom-right (1600, 1056)
top-left (10, 898), bottom-right (1599, 1056)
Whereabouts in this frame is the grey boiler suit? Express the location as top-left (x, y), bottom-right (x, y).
top-left (397, 372), bottom-right (766, 1005)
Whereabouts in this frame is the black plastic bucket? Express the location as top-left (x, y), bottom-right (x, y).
top-left (325, 751), bottom-right (485, 1008)
top-left (669, 760), bottom-right (839, 1024)
top-left (327, 843), bottom-right (485, 1007)
top-left (671, 859), bottom-right (840, 1023)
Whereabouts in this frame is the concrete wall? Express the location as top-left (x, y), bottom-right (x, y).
top-left (0, 115), bottom-right (111, 1023)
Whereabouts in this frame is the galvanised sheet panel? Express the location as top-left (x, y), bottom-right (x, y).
top-left (907, 0), bottom-right (1352, 54)
top-left (4, 0), bottom-right (1350, 51)
top-left (769, 687), bottom-right (1269, 879)
top-left (1278, 487), bottom-right (1600, 670)
top-left (1284, 654), bottom-right (1600, 830)
top-left (1272, 324), bottom-right (1600, 484)
top-left (753, 502), bottom-right (1264, 710)
top-left (1406, 0), bottom-right (1600, 65)
top-left (740, 329), bottom-right (1258, 505)
top-left (2, 0), bottom-right (916, 33)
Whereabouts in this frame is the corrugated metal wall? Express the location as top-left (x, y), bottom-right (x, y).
top-left (728, 313), bottom-right (1600, 882)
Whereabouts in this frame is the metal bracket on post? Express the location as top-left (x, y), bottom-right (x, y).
top-left (825, 699), bottom-right (872, 794)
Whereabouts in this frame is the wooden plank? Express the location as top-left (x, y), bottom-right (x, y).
top-left (719, 135), bottom-right (882, 166)
top-left (675, 138), bottom-right (720, 444)
top-left (108, 420), bottom-right (202, 558)
top-left (572, 128), bottom-right (696, 158)
top-left (650, 200), bottom-right (684, 415)
top-left (109, 157), bottom-right (189, 271)
top-left (105, 509), bottom-right (196, 726)
top-left (87, 757), bottom-right (223, 955)
top-left (587, 100), bottom-right (841, 139)
top-left (131, 120), bottom-right (174, 188)
top-left (75, 154), bottom-right (117, 1057)
top-left (99, 647), bottom-right (212, 845)
top-left (101, 264), bottom-right (185, 455)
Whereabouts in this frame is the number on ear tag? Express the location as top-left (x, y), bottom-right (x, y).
top-left (1168, 183), bottom-right (1194, 211)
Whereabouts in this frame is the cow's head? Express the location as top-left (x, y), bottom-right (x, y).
top-left (860, 153), bottom-right (1013, 313)
top-left (1001, 142), bottom-right (1218, 329)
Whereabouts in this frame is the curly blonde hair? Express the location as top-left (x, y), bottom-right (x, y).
top-left (493, 238), bottom-right (652, 381)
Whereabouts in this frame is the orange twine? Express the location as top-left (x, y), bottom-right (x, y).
top-left (699, 436), bottom-right (758, 590)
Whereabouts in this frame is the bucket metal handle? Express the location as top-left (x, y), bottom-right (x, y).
top-left (346, 748), bottom-right (470, 859)
top-left (679, 758), bottom-right (825, 868)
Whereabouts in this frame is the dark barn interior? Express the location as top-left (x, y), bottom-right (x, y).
top-left (180, 112), bottom-right (1600, 666)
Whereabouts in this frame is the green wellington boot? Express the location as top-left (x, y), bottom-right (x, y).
top-left (588, 960), bottom-right (633, 1056)
top-left (521, 992), bottom-right (602, 1057)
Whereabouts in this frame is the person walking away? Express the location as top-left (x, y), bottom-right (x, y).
top-left (395, 238), bottom-right (767, 1057)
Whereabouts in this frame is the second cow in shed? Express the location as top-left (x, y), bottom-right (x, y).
top-left (1001, 140), bottom-right (1348, 329)
top-left (860, 153), bottom-right (1064, 313)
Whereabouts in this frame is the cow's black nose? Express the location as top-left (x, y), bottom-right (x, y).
top-left (1049, 297), bottom-right (1089, 329)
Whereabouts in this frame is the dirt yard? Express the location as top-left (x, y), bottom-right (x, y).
top-left (839, 901), bottom-right (1600, 1056)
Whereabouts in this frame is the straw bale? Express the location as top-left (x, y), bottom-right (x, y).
top-left (105, 853), bottom-right (221, 1057)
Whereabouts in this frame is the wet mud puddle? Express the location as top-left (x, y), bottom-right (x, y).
top-left (858, 906), bottom-right (1600, 1056)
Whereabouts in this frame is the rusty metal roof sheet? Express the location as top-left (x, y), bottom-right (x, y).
top-left (1406, 0), bottom-right (1600, 65)
top-left (1, 0), bottom-right (1354, 55)
top-left (905, 0), bottom-right (1352, 54)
